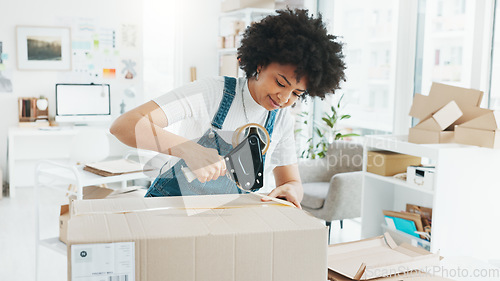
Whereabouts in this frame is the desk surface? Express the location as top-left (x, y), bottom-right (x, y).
top-left (37, 163), bottom-right (150, 187)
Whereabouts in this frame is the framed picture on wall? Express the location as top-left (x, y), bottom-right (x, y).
top-left (16, 26), bottom-right (71, 70)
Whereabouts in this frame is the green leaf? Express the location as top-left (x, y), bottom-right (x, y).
top-left (340, 133), bottom-right (360, 138)
top-left (340, 114), bottom-right (351, 120)
top-left (315, 127), bottom-right (323, 137)
top-left (322, 117), bottom-right (334, 128)
top-left (338, 94), bottom-right (344, 108)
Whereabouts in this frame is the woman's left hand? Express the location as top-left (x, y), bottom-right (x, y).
top-left (261, 183), bottom-right (302, 209)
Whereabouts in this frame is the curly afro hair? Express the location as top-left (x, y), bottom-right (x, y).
top-left (237, 9), bottom-right (346, 99)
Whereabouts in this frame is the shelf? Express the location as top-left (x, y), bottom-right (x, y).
top-left (364, 134), bottom-right (470, 160)
top-left (219, 8), bottom-right (276, 18)
top-left (363, 171), bottom-right (434, 196)
top-left (37, 164), bottom-right (149, 187)
top-left (218, 48), bottom-right (238, 55)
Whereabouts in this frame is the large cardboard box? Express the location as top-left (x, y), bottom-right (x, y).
top-left (221, 0), bottom-right (275, 12)
top-left (455, 111), bottom-right (500, 148)
top-left (408, 83), bottom-right (491, 144)
top-left (327, 233), bottom-right (442, 280)
top-left (67, 193), bottom-right (327, 281)
top-left (367, 151), bottom-right (421, 177)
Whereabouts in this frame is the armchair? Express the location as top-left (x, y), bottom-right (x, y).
top-left (298, 140), bottom-right (363, 243)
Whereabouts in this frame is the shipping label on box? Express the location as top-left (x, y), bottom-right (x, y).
top-left (71, 242), bottom-right (135, 281)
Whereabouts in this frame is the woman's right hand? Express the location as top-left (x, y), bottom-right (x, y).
top-left (172, 141), bottom-right (226, 183)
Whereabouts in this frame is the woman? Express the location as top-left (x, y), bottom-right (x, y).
top-left (110, 9), bottom-right (346, 208)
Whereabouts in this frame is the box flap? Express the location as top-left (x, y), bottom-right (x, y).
top-left (82, 185), bottom-right (114, 199)
top-left (414, 118), bottom-right (442, 131)
top-left (328, 233), bottom-right (439, 280)
top-left (69, 185), bottom-right (114, 200)
top-left (457, 106), bottom-right (493, 127)
top-left (432, 100), bottom-right (463, 130)
top-left (60, 204), bottom-right (69, 215)
top-left (409, 94), bottom-right (431, 120)
top-left (459, 110), bottom-right (498, 130)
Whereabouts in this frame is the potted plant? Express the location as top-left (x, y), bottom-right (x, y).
top-left (296, 94), bottom-right (358, 159)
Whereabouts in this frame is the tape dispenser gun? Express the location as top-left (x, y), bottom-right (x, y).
top-left (182, 123), bottom-right (270, 192)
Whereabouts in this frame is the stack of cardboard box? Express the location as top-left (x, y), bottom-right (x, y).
top-left (409, 82), bottom-right (499, 148)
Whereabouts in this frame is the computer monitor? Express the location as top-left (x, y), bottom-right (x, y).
top-left (55, 83), bottom-right (111, 125)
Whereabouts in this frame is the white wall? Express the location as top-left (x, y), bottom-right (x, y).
top-left (0, 0), bottom-right (144, 185)
top-left (143, 0), bottom-right (221, 101)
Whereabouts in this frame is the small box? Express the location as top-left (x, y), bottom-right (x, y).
top-left (224, 35), bottom-right (235, 48)
top-left (408, 100), bottom-right (462, 144)
top-left (221, 0), bottom-right (275, 12)
top-left (455, 111), bottom-right (500, 149)
top-left (220, 54), bottom-right (239, 77)
top-left (407, 165), bottom-right (435, 191)
top-left (367, 151), bottom-right (421, 176)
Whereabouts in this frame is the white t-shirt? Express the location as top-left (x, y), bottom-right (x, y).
top-left (152, 76), bottom-right (297, 192)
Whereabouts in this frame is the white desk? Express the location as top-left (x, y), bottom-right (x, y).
top-left (7, 126), bottom-right (131, 197)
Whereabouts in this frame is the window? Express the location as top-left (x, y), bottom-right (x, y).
top-left (489, 0), bottom-right (500, 110)
top-left (416, 0), bottom-right (493, 106)
top-left (318, 0), bottom-right (400, 134)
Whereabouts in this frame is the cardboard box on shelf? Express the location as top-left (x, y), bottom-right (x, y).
top-left (327, 233), bottom-right (441, 280)
top-left (59, 186), bottom-right (147, 244)
top-left (367, 151), bottom-right (421, 177)
top-left (221, 0), bottom-right (275, 12)
top-left (455, 111), bottom-right (500, 148)
top-left (67, 193), bottom-right (327, 281)
top-left (408, 82), bottom-right (491, 144)
top-left (220, 54), bottom-right (239, 77)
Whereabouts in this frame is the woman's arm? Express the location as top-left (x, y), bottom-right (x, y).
top-left (261, 163), bottom-right (303, 208)
top-left (110, 101), bottom-right (226, 182)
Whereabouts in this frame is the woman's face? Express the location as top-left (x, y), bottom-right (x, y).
top-left (248, 63), bottom-right (307, 111)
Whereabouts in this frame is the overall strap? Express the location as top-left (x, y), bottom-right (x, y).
top-left (262, 109), bottom-right (278, 164)
top-left (211, 76), bottom-right (237, 129)
top-left (264, 109), bottom-right (278, 138)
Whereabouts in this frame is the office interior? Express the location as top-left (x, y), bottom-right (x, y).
top-left (1, 0), bottom-right (500, 280)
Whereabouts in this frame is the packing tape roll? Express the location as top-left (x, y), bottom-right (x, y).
top-left (231, 123), bottom-right (270, 155)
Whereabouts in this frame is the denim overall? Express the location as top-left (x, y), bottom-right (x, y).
top-left (145, 77), bottom-right (278, 197)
